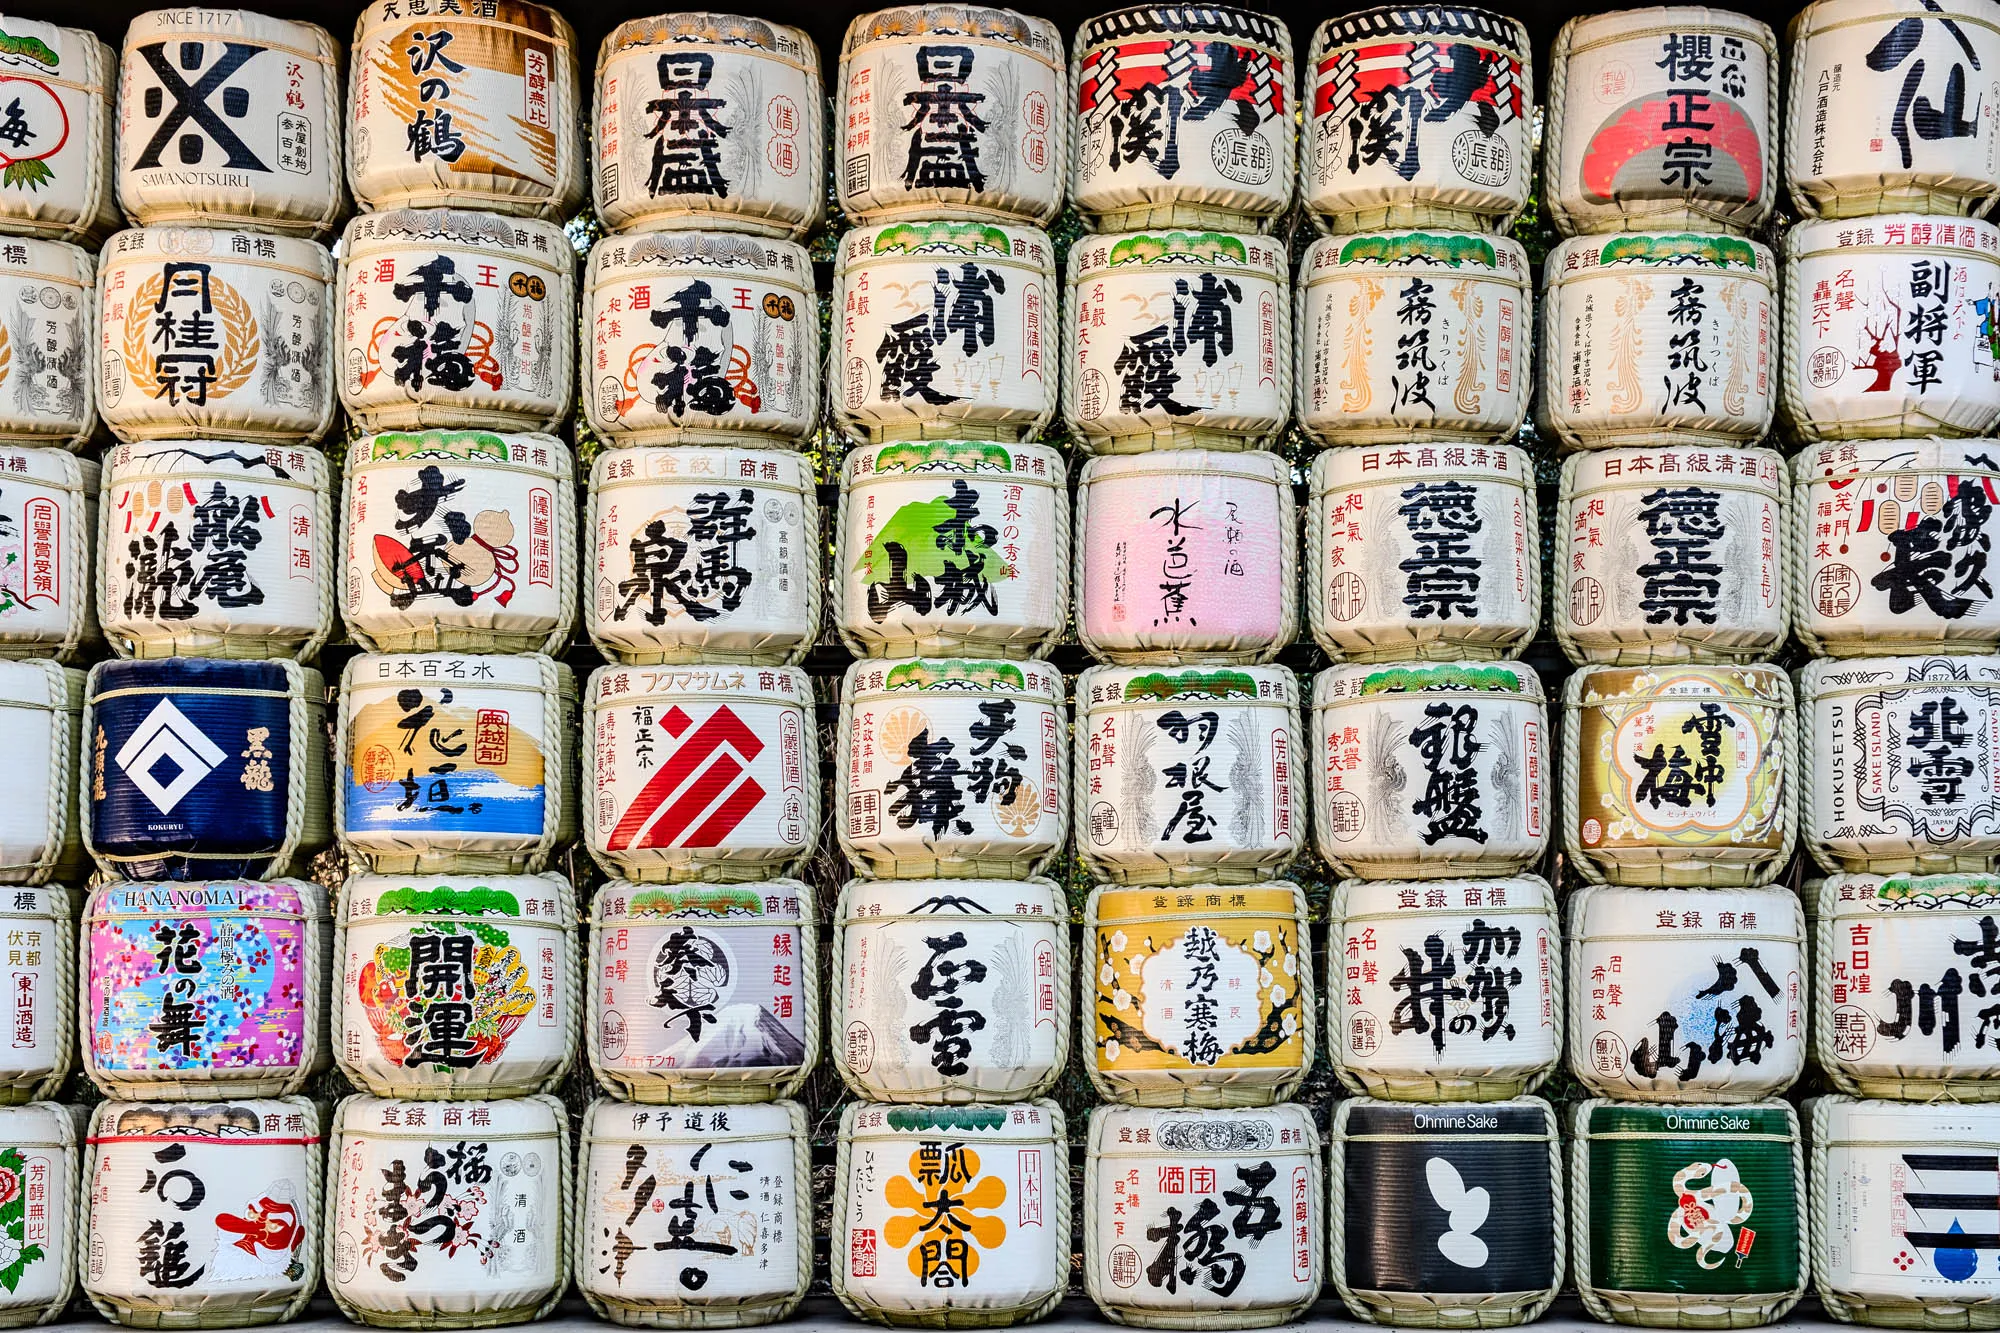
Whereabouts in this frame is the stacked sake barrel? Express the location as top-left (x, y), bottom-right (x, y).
top-left (318, 0), bottom-right (582, 1325)
top-left (1294, 7), bottom-right (1564, 1327)
top-left (1056, 6), bottom-right (1323, 1327)
top-left (569, 12), bottom-right (827, 1330)
top-left (1779, 0), bottom-right (2000, 1326)
top-left (1540, 8), bottom-right (1812, 1328)
top-left (821, 8), bottom-right (1077, 1327)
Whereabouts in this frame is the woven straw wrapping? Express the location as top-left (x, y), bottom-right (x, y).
top-left (1073, 450), bottom-right (1298, 665)
top-left (829, 876), bottom-right (1072, 1103)
top-left (1329, 875), bottom-right (1562, 1101)
top-left (0, 1103), bottom-right (79, 1328)
top-left (1330, 1096), bottom-right (1564, 1327)
top-left (0, 240), bottom-right (98, 450)
top-left (831, 1099), bottom-right (1072, 1328)
top-left (0, 663), bottom-right (84, 887)
top-left (0, 23), bottom-right (117, 245)
top-left (80, 1097), bottom-right (321, 1329)
top-left (1544, 8), bottom-right (1777, 236)
top-left (0, 886), bottom-right (73, 1104)
top-left (1570, 1099), bottom-right (1807, 1328)
top-left (1083, 880), bottom-right (1315, 1107)
top-left (1306, 445), bottom-right (1542, 661)
top-left (585, 877), bottom-right (821, 1105)
top-left (323, 1094), bottom-right (572, 1328)
top-left (80, 660), bottom-right (331, 880)
top-left (330, 870), bottom-right (580, 1099)
top-left (574, 1099), bottom-right (812, 1328)
top-left (1082, 1103), bottom-right (1323, 1328)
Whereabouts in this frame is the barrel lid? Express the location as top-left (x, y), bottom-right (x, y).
top-left (1302, 230), bottom-right (1528, 282)
top-left (1340, 1097), bottom-right (1553, 1138)
top-left (845, 1098), bottom-right (1060, 1141)
top-left (346, 650), bottom-right (557, 693)
top-left (1567, 662), bottom-right (1790, 707)
top-left (1786, 212), bottom-right (2000, 258)
top-left (355, 0), bottom-right (575, 44)
top-left (347, 429), bottom-right (574, 480)
top-left (1813, 1095), bottom-right (2000, 1142)
top-left (591, 877), bottom-right (812, 925)
top-left (1801, 654), bottom-right (2000, 697)
top-left (86, 878), bottom-right (321, 920)
top-left (1547, 231), bottom-right (1774, 278)
top-left (92, 1097), bottom-right (319, 1143)
top-left (1793, 437), bottom-right (2000, 479)
top-left (340, 873), bottom-right (575, 925)
top-left (1577, 1099), bottom-right (1796, 1138)
top-left (101, 225), bottom-right (333, 278)
top-left (1569, 882), bottom-right (1802, 937)
top-left (1082, 447), bottom-right (1288, 487)
top-left (841, 875), bottom-right (1062, 922)
top-left (842, 218), bottom-right (1049, 257)
top-left (1823, 871), bottom-right (2000, 915)
top-left (602, 12), bottom-right (817, 62)
top-left (90, 655), bottom-right (311, 700)
top-left (112, 437), bottom-right (329, 488)
top-left (0, 235), bottom-right (94, 285)
top-left (1315, 659), bottom-right (1545, 705)
top-left (123, 7), bottom-right (335, 53)
top-left (343, 207), bottom-right (573, 257)
top-left (0, 1101), bottom-right (73, 1146)
top-left (1339, 874), bottom-right (1555, 917)
top-left (1313, 5), bottom-right (1526, 52)
top-left (844, 656), bottom-right (1063, 703)
top-left (1090, 1103), bottom-right (1316, 1153)
top-left (844, 5), bottom-right (1061, 60)
top-left (1314, 440), bottom-right (1532, 489)
top-left (337, 1093), bottom-right (562, 1138)
top-left (0, 658), bottom-right (77, 709)
top-left (1090, 880), bottom-right (1306, 922)
top-left (1790, 0), bottom-right (2000, 42)
top-left (1077, 663), bottom-right (1299, 709)
top-left (1559, 5), bottom-right (1773, 48)
top-left (585, 1097), bottom-right (797, 1143)
top-left (0, 885), bottom-right (68, 920)
top-left (845, 437), bottom-right (1066, 483)
top-left (1070, 229), bottom-right (1286, 280)
top-left (590, 445), bottom-right (814, 493)
top-left (587, 229), bottom-right (812, 282)
top-left (1078, 5), bottom-right (1288, 51)
top-left (588, 660), bottom-right (812, 707)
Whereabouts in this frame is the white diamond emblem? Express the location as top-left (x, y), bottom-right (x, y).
top-left (114, 700), bottom-right (227, 814)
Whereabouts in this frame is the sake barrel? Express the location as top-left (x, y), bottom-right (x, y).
top-left (1545, 9), bottom-right (1778, 236)
top-left (1330, 876), bottom-right (1559, 1102)
top-left (339, 652), bottom-right (575, 876)
top-left (1076, 450), bottom-right (1298, 665)
top-left (340, 429), bottom-right (575, 655)
top-left (581, 231), bottom-right (818, 448)
top-left (1562, 664), bottom-right (1796, 887)
top-left (1538, 232), bottom-right (1775, 448)
top-left (1784, 216), bottom-right (2000, 440)
top-left (839, 658), bottom-right (1066, 880)
top-left (1801, 655), bottom-right (2000, 874)
top-left (832, 1100), bottom-right (1070, 1328)
top-left (583, 662), bottom-right (816, 884)
top-left (0, 660), bottom-right (82, 886)
top-left (1065, 231), bottom-right (1290, 452)
top-left (1793, 440), bottom-right (2000, 655)
top-left (114, 9), bottom-right (344, 235)
top-left (587, 877), bottom-right (819, 1104)
top-left (1306, 443), bottom-right (1540, 661)
top-left (82, 879), bottom-right (328, 1100)
top-left (1567, 884), bottom-right (1804, 1103)
top-left (1086, 881), bottom-right (1313, 1107)
top-left (333, 872), bottom-right (578, 1100)
top-left (837, 439), bottom-right (1068, 660)
top-left (0, 19), bottom-right (116, 244)
top-left (338, 209), bottom-right (574, 435)
top-left (1312, 661), bottom-right (1549, 879)
top-left (1301, 8), bottom-right (1533, 233)
top-left (1296, 232), bottom-right (1531, 448)
top-left (0, 1103), bottom-right (79, 1328)
top-left (96, 227), bottom-right (336, 446)
top-left (1331, 1098), bottom-right (1562, 1327)
top-left (834, 876), bottom-right (1069, 1104)
top-left (1572, 1100), bottom-right (1806, 1326)
top-left (0, 452), bottom-right (95, 662)
top-left (82, 1098), bottom-right (320, 1326)
top-left (100, 438), bottom-right (332, 661)
top-left (587, 446), bottom-right (822, 666)
top-left (835, 5), bottom-right (1066, 227)
top-left (325, 1094), bottom-right (569, 1328)
top-left (1075, 663), bottom-right (1302, 885)
top-left (84, 657), bottom-right (329, 882)
top-left (0, 238), bottom-right (95, 450)
top-left (832, 221), bottom-right (1056, 444)
top-left (1557, 445), bottom-right (1787, 666)
top-left (576, 1099), bottom-right (811, 1328)
top-left (1813, 871), bottom-right (2000, 1099)
top-left (0, 887), bottom-right (71, 1104)
top-left (1083, 1104), bottom-right (1322, 1328)
top-left (1071, 6), bottom-right (1295, 232)
top-left (1787, 0), bottom-right (2000, 218)
top-left (592, 15), bottom-right (824, 239)
top-left (347, 0), bottom-right (584, 218)
top-left (1812, 1096), bottom-right (2000, 1325)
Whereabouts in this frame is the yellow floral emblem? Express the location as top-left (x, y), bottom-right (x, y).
top-left (882, 1142), bottom-right (1008, 1287)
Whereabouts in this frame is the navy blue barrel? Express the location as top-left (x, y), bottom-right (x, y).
top-left (1332, 1097), bottom-right (1563, 1325)
top-left (84, 658), bottom-right (328, 880)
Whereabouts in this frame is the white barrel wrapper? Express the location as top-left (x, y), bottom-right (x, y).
top-left (1557, 445), bottom-right (1787, 665)
top-left (588, 446), bottom-right (820, 666)
top-left (341, 429), bottom-right (575, 655)
top-left (0, 887), bottom-right (70, 1103)
top-left (584, 662), bottom-right (817, 884)
top-left (0, 449), bottom-right (97, 662)
top-left (1075, 663), bottom-right (1302, 885)
top-left (1307, 443), bottom-right (1540, 662)
top-left (833, 220), bottom-right (1056, 444)
top-left (0, 19), bottom-right (116, 244)
top-left (834, 876), bottom-right (1069, 1104)
top-left (1567, 883), bottom-right (1804, 1102)
top-left (1330, 874), bottom-right (1559, 1101)
top-left (581, 231), bottom-right (818, 448)
top-left (592, 15), bottom-right (824, 240)
top-left (1296, 231), bottom-right (1531, 448)
top-left (0, 237), bottom-right (95, 450)
top-left (0, 661), bottom-right (81, 887)
top-left (574, 1099), bottom-right (811, 1328)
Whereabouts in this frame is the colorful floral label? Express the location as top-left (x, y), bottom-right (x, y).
top-left (0, 1105), bottom-right (67, 1309)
